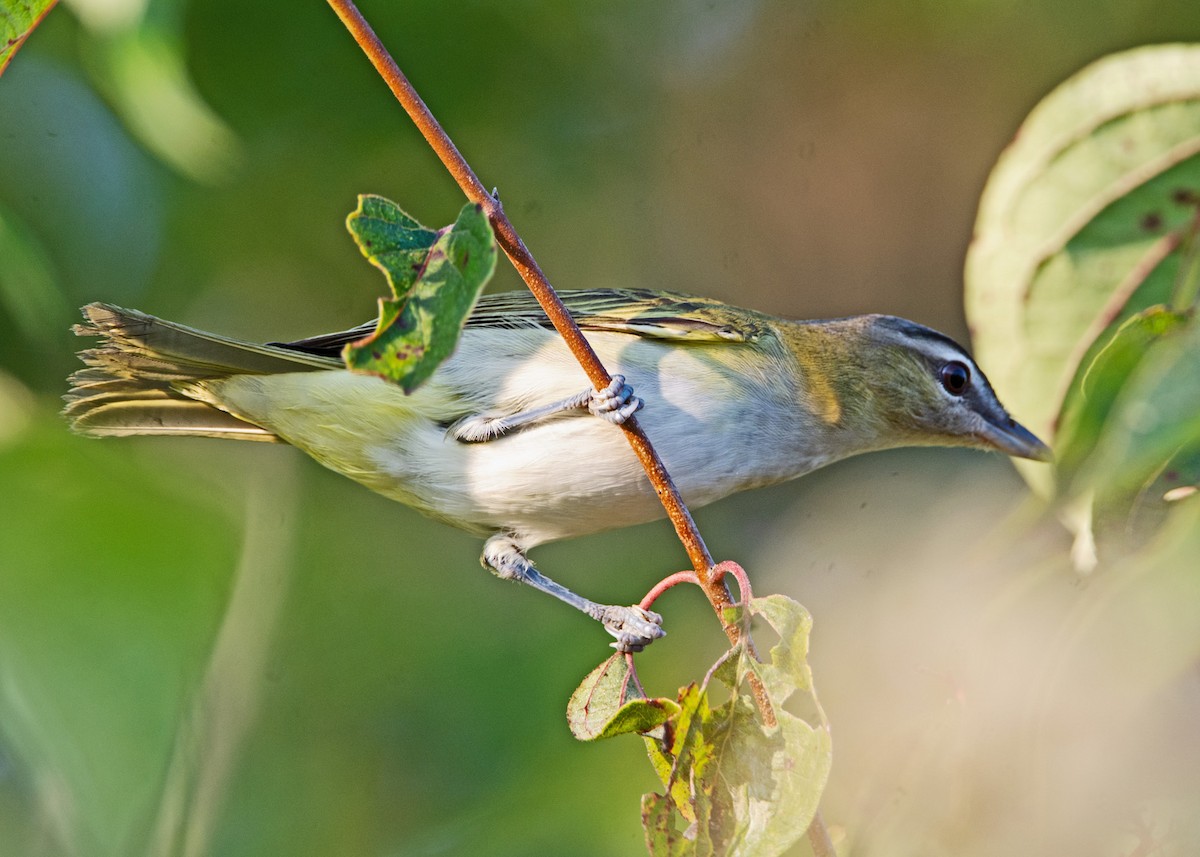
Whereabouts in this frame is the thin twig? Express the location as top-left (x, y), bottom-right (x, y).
top-left (639, 571), bottom-right (700, 611)
top-left (320, 4), bottom-right (841, 846)
top-left (711, 560), bottom-right (754, 604)
top-left (324, 0), bottom-right (776, 720)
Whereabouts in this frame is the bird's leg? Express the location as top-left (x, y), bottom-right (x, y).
top-left (482, 534), bottom-right (665, 652)
top-left (451, 375), bottom-right (643, 443)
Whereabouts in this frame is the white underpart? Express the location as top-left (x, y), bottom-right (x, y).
top-left (202, 325), bottom-right (828, 549)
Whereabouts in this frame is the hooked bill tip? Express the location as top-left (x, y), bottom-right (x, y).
top-left (979, 416), bottom-right (1053, 463)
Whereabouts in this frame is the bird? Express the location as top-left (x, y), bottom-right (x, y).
top-left (65, 288), bottom-right (1051, 651)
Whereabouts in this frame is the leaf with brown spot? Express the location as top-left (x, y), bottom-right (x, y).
top-left (966, 44), bottom-right (1200, 497)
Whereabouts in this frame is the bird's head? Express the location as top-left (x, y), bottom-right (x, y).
top-left (787, 315), bottom-right (1052, 463)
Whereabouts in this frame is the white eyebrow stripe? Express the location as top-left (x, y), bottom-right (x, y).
top-left (909, 338), bottom-right (975, 366)
top-left (875, 323), bottom-right (974, 366)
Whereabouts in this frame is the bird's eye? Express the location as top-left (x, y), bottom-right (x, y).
top-left (939, 361), bottom-right (970, 396)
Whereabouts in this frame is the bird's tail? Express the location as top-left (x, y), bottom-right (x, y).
top-left (65, 303), bottom-right (334, 441)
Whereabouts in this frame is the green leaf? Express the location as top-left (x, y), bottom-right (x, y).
top-left (1093, 445), bottom-right (1200, 556)
top-left (640, 596), bottom-right (832, 857)
top-left (1055, 311), bottom-right (1200, 556)
top-left (740, 593), bottom-right (816, 704)
top-left (965, 44), bottom-right (1200, 496)
top-left (343, 197), bottom-right (497, 393)
top-left (93, 28), bottom-right (241, 183)
top-left (345, 194), bottom-right (440, 294)
top-left (1054, 305), bottom-right (1191, 493)
top-left (0, 202), bottom-right (71, 344)
top-left (642, 792), bottom-right (692, 857)
top-left (716, 596), bottom-right (831, 857)
top-left (644, 683), bottom-right (714, 828)
top-left (1086, 314), bottom-right (1200, 501)
top-left (567, 654), bottom-right (678, 741)
top-left (0, 0), bottom-right (57, 77)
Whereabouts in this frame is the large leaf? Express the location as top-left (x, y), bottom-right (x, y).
top-left (965, 43), bottom-right (1200, 495)
top-left (343, 196), bottom-right (497, 393)
top-left (1053, 305), bottom-right (1191, 494)
top-left (0, 0), bottom-right (56, 77)
top-left (635, 595), bottom-right (832, 857)
top-left (709, 596), bottom-right (831, 857)
top-left (1052, 305), bottom-right (1200, 561)
top-left (1084, 314), bottom-right (1200, 503)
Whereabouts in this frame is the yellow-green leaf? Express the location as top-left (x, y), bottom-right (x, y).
top-left (966, 44), bottom-right (1200, 496)
top-left (640, 595), bottom-right (832, 857)
top-left (1054, 305), bottom-right (1191, 495)
top-left (567, 654), bottom-right (678, 741)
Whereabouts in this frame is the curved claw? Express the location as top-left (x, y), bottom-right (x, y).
top-left (598, 604), bottom-right (665, 653)
top-left (588, 375), bottom-right (644, 425)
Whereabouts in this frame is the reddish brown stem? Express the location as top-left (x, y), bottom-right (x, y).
top-left (0, 0), bottom-right (59, 77)
top-left (639, 571), bottom-right (700, 611)
top-left (711, 560), bottom-right (753, 604)
top-left (324, 0), bottom-right (774, 725)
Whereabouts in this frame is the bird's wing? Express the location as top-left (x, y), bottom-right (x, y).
top-left (276, 289), bottom-right (767, 357)
top-left (270, 320), bottom-right (377, 356)
top-left (472, 289), bottom-right (768, 343)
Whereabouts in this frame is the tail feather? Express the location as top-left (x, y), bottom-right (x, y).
top-left (66, 303), bottom-right (337, 442)
top-left (74, 303), bottom-right (337, 378)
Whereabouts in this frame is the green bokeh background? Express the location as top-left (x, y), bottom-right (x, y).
top-left (2, 2), bottom-right (1200, 855)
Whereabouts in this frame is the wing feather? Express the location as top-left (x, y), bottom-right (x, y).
top-left (274, 289), bottom-right (767, 357)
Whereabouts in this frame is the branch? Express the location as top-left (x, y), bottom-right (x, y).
top-left (316, 4), bottom-right (859, 848)
top-left (324, 0), bottom-right (784, 738)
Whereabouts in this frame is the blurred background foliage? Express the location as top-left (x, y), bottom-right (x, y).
top-left (1, 1), bottom-right (1200, 855)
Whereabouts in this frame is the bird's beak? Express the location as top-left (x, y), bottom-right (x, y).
top-left (977, 415), bottom-right (1054, 462)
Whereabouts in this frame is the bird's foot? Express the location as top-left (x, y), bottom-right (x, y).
top-left (592, 604), bottom-right (665, 652)
top-left (588, 375), bottom-right (643, 425)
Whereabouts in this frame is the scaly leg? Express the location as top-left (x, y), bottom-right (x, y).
top-left (482, 534), bottom-right (665, 652)
top-left (452, 375), bottom-right (642, 443)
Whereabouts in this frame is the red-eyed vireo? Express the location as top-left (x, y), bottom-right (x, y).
top-left (66, 289), bottom-right (1050, 650)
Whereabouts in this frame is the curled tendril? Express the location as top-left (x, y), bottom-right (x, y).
top-left (621, 561), bottom-right (754, 704)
